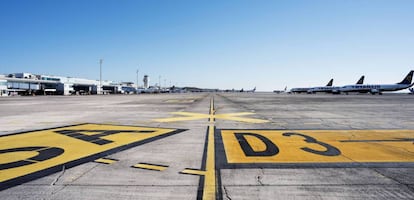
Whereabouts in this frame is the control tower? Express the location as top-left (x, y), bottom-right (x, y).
top-left (143, 75), bottom-right (149, 89)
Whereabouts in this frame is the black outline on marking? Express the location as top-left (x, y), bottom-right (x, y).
top-left (196, 125), bottom-right (209, 200)
top-left (93, 157), bottom-right (119, 165)
top-left (340, 138), bottom-right (414, 143)
top-left (216, 169), bottom-right (223, 200)
top-left (215, 127), bottom-right (224, 200)
top-left (55, 130), bottom-right (157, 145)
top-left (0, 123), bottom-right (186, 191)
top-left (215, 128), bottom-right (414, 169)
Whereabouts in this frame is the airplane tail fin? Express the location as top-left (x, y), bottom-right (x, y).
top-left (398, 71), bottom-right (414, 85)
top-left (356, 76), bottom-right (364, 84)
top-left (326, 79), bottom-right (333, 86)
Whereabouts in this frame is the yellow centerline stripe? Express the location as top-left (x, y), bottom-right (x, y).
top-left (203, 96), bottom-right (216, 200)
top-left (210, 97), bottom-right (213, 114)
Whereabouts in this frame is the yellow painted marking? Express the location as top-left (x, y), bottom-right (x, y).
top-left (210, 98), bottom-right (214, 116)
top-left (94, 158), bottom-right (118, 164)
top-left (132, 163), bottom-right (168, 171)
top-left (272, 122), bottom-right (288, 125)
top-left (102, 122), bottom-right (120, 125)
top-left (180, 169), bottom-right (206, 176)
top-left (0, 124), bottom-right (180, 183)
top-left (221, 130), bottom-right (414, 163)
top-left (203, 98), bottom-right (216, 200)
top-left (3, 151), bottom-right (39, 164)
top-left (215, 114), bottom-right (269, 123)
top-left (165, 99), bottom-right (195, 103)
top-left (154, 111), bottom-right (269, 124)
top-left (154, 112), bottom-right (210, 122)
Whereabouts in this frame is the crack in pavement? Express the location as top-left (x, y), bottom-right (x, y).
top-left (50, 165), bottom-right (66, 186)
top-left (223, 185), bottom-right (232, 200)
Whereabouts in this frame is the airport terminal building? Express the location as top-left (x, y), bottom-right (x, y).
top-left (0, 73), bottom-right (136, 96)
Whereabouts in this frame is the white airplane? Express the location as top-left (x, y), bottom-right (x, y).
top-left (308, 76), bottom-right (365, 94)
top-left (273, 86), bottom-right (287, 94)
top-left (246, 87), bottom-right (256, 93)
top-left (340, 71), bottom-right (414, 95)
top-left (290, 79), bottom-right (333, 94)
top-left (238, 87), bottom-right (256, 93)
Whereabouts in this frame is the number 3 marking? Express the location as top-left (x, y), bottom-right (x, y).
top-left (282, 132), bottom-right (341, 156)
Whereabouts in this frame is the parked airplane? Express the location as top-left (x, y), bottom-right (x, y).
top-left (289, 87), bottom-right (309, 93)
top-left (239, 87), bottom-right (256, 93)
top-left (226, 87), bottom-right (256, 93)
top-left (356, 75), bottom-right (365, 84)
top-left (340, 71), bottom-right (413, 95)
top-left (246, 87), bottom-right (256, 93)
top-left (273, 86), bottom-right (287, 94)
top-left (307, 76), bottom-right (365, 94)
top-left (408, 88), bottom-right (414, 94)
top-left (290, 79), bottom-right (333, 94)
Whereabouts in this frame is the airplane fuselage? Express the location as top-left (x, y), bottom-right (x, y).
top-left (340, 84), bottom-right (413, 94)
top-left (308, 86), bottom-right (341, 93)
top-left (290, 88), bottom-right (309, 93)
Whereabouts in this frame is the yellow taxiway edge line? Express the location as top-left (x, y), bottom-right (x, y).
top-left (180, 169), bottom-right (206, 176)
top-left (132, 163), bottom-right (168, 171)
top-left (94, 158), bottom-right (118, 165)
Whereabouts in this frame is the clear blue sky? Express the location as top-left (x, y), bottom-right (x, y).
top-left (1, 0), bottom-right (413, 91)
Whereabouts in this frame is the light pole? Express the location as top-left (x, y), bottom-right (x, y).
top-left (136, 69), bottom-right (139, 93)
top-left (100, 59), bottom-right (103, 94)
top-left (158, 75), bottom-right (161, 90)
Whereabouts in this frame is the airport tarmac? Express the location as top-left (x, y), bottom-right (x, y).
top-left (0, 93), bottom-right (413, 199)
